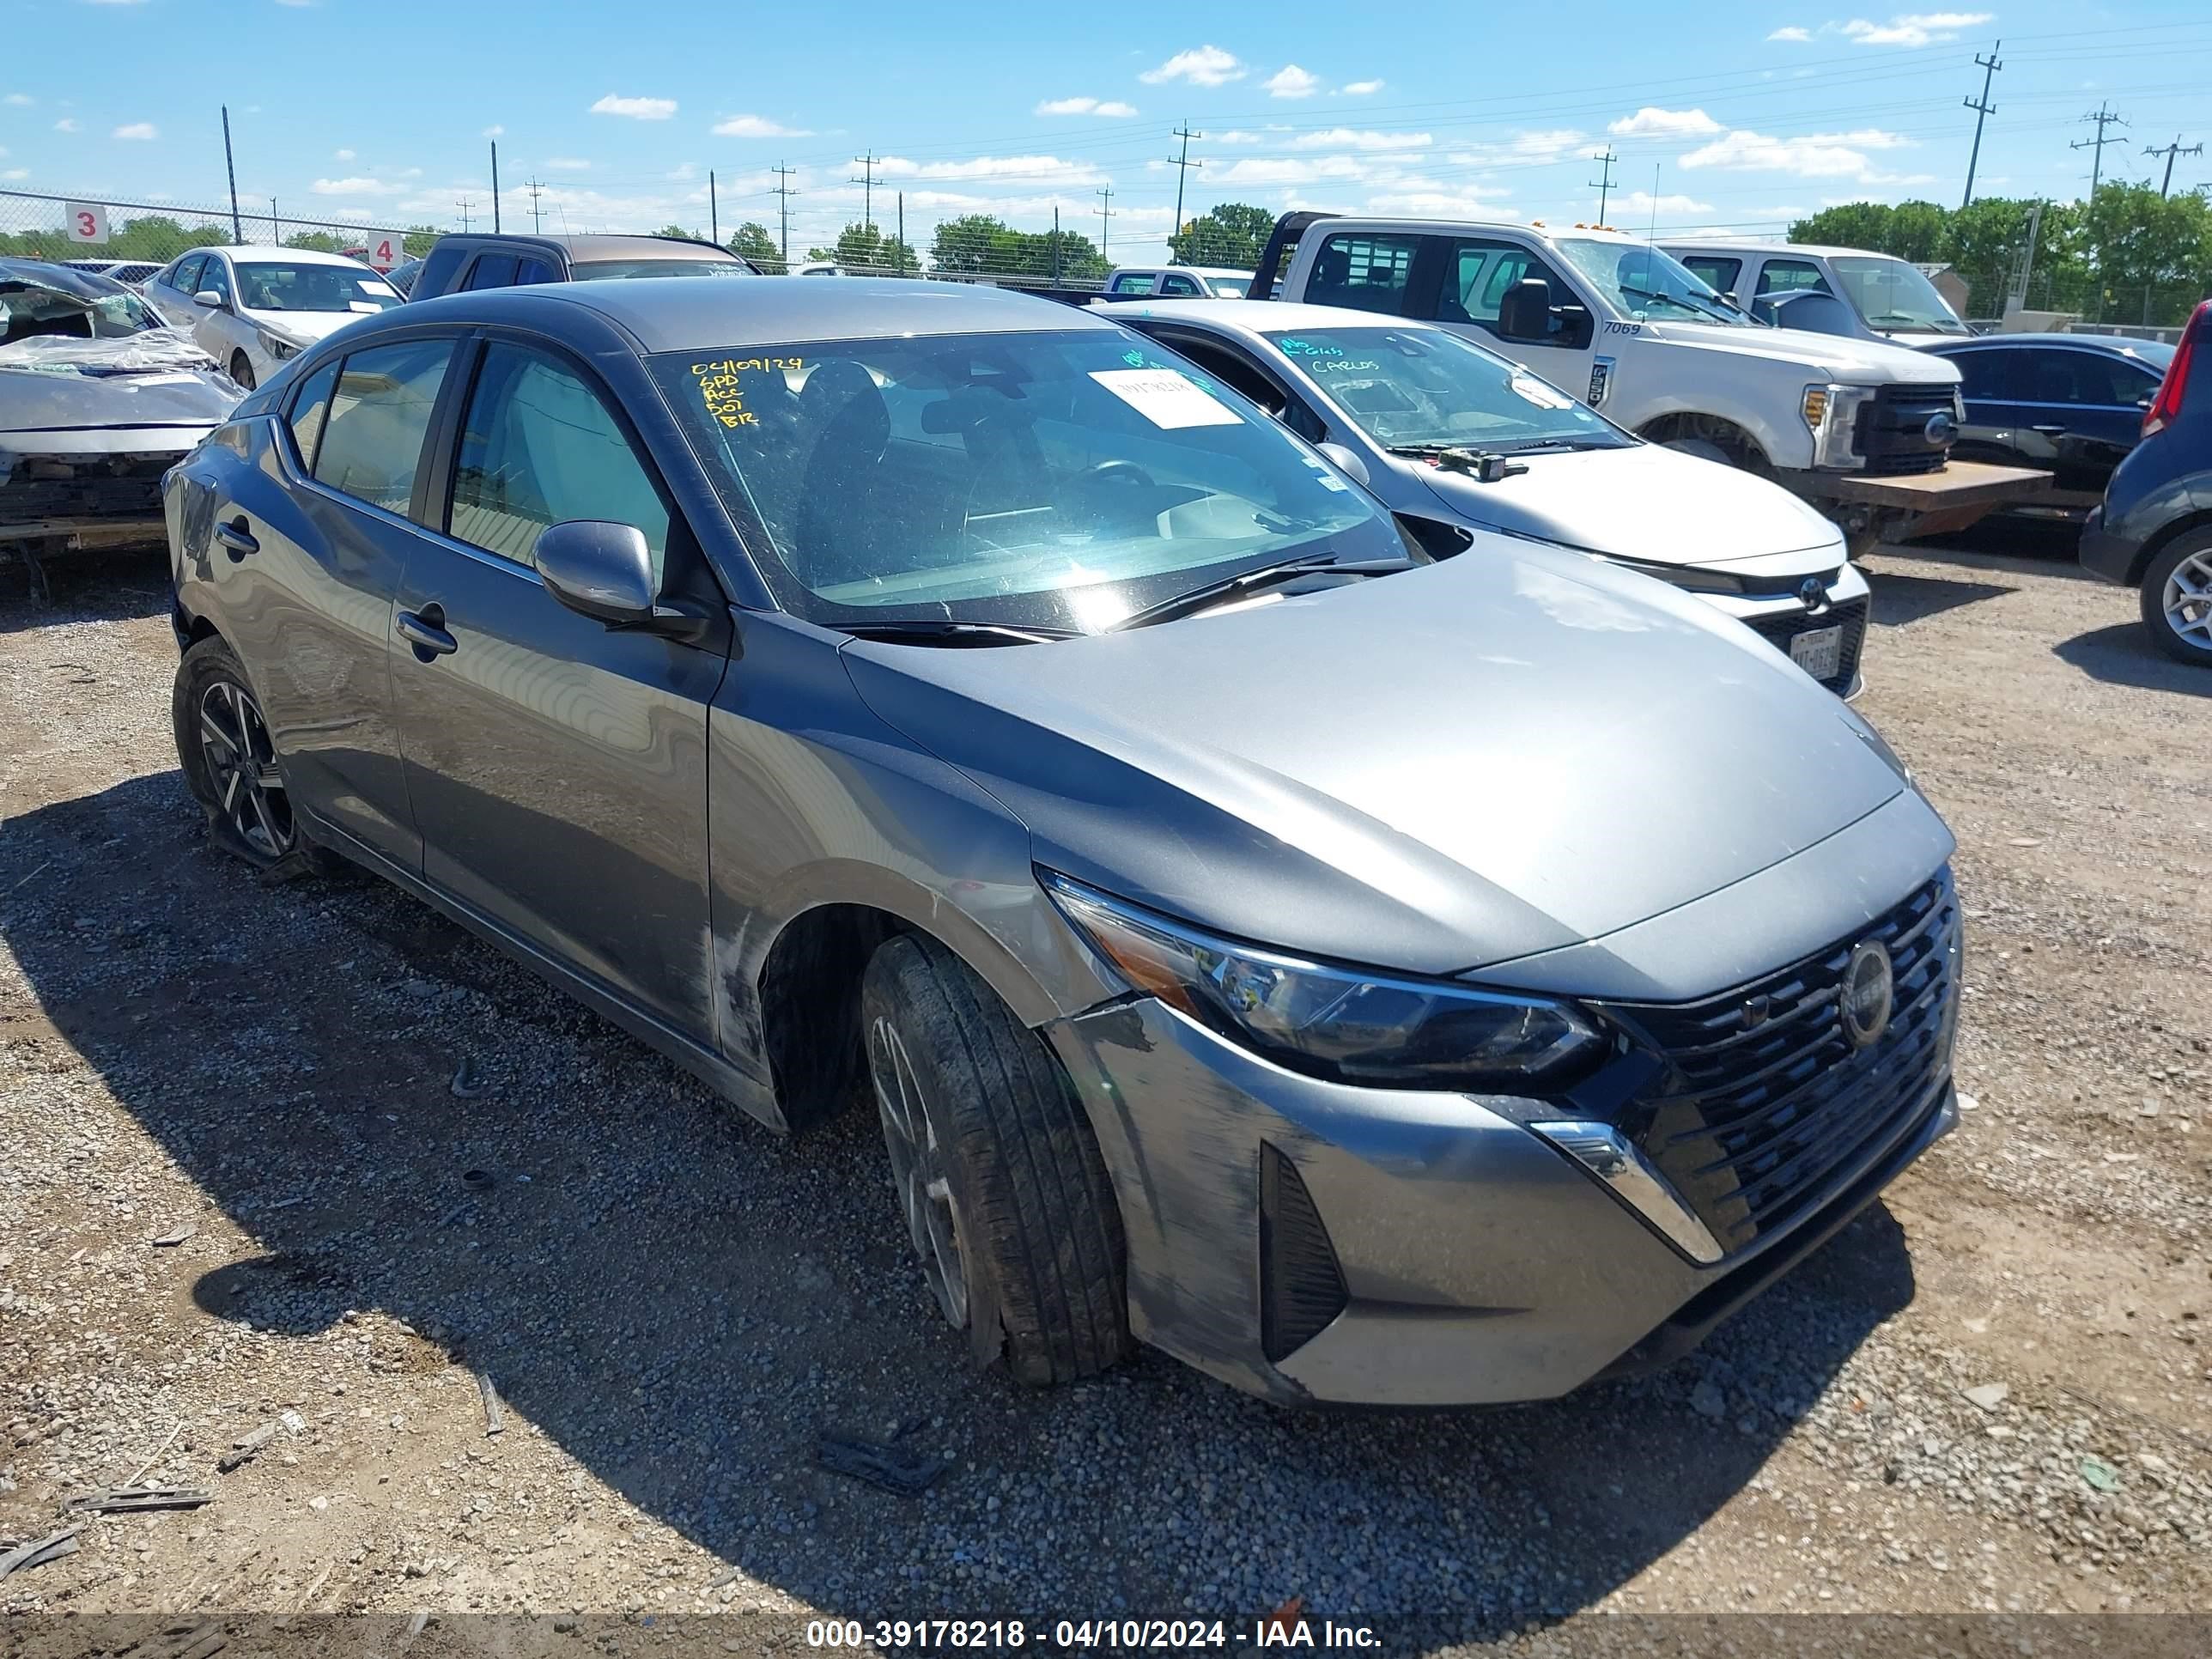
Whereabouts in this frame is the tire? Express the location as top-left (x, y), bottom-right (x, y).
top-left (859, 933), bottom-right (1130, 1385)
top-left (2139, 531), bottom-right (2212, 666)
top-left (1660, 436), bottom-right (1734, 467)
top-left (172, 635), bottom-right (330, 878)
top-left (228, 350), bottom-right (256, 392)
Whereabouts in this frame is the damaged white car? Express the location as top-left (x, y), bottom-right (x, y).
top-left (3, 258), bottom-right (243, 597)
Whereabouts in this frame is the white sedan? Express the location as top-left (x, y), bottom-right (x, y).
top-left (142, 245), bottom-right (403, 390)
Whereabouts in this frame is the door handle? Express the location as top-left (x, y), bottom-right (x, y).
top-left (2031, 424), bottom-right (2068, 437)
top-left (214, 517), bottom-right (258, 558)
top-left (396, 606), bottom-right (458, 659)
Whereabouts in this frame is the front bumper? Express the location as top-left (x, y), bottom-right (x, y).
top-left (2076, 505), bottom-right (2142, 587)
top-left (1043, 994), bottom-right (1955, 1409)
top-left (1701, 564), bottom-right (1872, 700)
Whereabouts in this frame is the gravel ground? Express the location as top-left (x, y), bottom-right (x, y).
top-left (0, 528), bottom-right (2207, 1652)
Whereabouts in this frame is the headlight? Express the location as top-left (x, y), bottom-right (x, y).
top-left (1044, 873), bottom-right (1605, 1090)
top-left (1803, 382), bottom-right (1875, 469)
top-left (257, 331), bottom-right (299, 362)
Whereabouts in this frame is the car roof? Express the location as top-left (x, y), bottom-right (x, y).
top-left (1661, 239), bottom-right (1899, 260)
top-left (218, 245), bottom-right (381, 268)
top-left (1926, 331), bottom-right (2166, 351)
top-left (439, 232), bottom-right (738, 262)
top-left (403, 275), bottom-right (1127, 353)
top-left (1110, 296), bottom-right (1442, 339)
top-left (0, 257), bottom-right (132, 298)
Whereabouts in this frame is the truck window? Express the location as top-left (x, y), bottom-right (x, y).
top-left (1754, 258), bottom-right (1831, 297)
top-left (1309, 233), bottom-right (1419, 316)
top-left (1112, 273), bottom-right (1158, 295)
top-left (462, 253), bottom-right (520, 291)
top-left (1158, 274), bottom-right (1201, 297)
top-left (1679, 254), bottom-right (1742, 296)
top-left (1437, 239), bottom-right (1588, 349)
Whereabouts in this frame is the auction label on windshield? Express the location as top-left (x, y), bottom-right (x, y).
top-left (1089, 368), bottom-right (1242, 429)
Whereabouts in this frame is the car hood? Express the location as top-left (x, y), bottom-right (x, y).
top-left (842, 537), bottom-right (1908, 978)
top-left (1641, 318), bottom-right (1963, 386)
top-left (0, 330), bottom-right (241, 435)
top-left (240, 307), bottom-right (374, 343)
top-left (1410, 442), bottom-right (1843, 570)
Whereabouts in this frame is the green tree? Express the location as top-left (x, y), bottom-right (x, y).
top-left (1787, 202), bottom-right (1898, 250)
top-left (654, 222), bottom-right (706, 241)
top-left (2079, 183), bottom-right (2212, 319)
top-left (729, 221), bottom-right (781, 271)
top-left (832, 221), bottom-right (920, 275)
top-left (283, 230), bottom-right (349, 253)
top-left (926, 215), bottom-right (1106, 282)
top-left (1168, 203), bottom-right (1275, 269)
top-left (404, 225), bottom-right (441, 258)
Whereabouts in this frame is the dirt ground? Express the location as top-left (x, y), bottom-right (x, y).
top-left (1, 526), bottom-right (2207, 1654)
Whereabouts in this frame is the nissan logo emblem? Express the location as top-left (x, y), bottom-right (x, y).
top-left (1841, 940), bottom-right (1895, 1049)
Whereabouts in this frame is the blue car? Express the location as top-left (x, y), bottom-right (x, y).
top-left (1923, 332), bottom-right (2176, 509)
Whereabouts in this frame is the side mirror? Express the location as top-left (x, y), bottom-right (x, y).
top-left (1315, 441), bottom-right (1370, 488)
top-left (1761, 289), bottom-right (1855, 337)
top-left (193, 289), bottom-right (225, 309)
top-left (536, 520), bottom-right (658, 627)
top-left (1496, 277), bottom-right (1553, 343)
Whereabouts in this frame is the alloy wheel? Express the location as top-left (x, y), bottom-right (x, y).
top-left (2162, 548), bottom-right (2212, 653)
top-left (867, 1015), bottom-right (970, 1329)
top-left (197, 678), bottom-right (293, 858)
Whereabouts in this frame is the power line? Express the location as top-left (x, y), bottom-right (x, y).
top-left (849, 152), bottom-right (879, 229)
top-left (2142, 135), bottom-right (2204, 197)
top-left (1960, 39), bottom-right (2002, 209)
top-left (1587, 146), bottom-right (1618, 224)
top-left (2072, 101), bottom-right (2129, 196)
top-left (1169, 125), bottom-right (1202, 246)
top-left (771, 164), bottom-right (799, 264)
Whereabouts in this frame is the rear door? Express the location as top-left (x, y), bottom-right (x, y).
top-left (2010, 346), bottom-right (2163, 490)
top-left (388, 332), bottom-right (726, 1041)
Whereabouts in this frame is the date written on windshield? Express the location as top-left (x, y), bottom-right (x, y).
top-left (689, 356), bottom-right (806, 428)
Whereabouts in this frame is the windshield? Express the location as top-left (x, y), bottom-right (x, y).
top-left (1552, 240), bottom-right (1747, 325)
top-left (1264, 325), bottom-right (1628, 453)
top-left (1828, 257), bottom-right (1969, 334)
top-left (1, 274), bottom-right (161, 343)
top-left (574, 258), bottom-right (750, 282)
top-left (1205, 276), bottom-right (1251, 298)
top-left (235, 263), bottom-right (402, 314)
top-left (652, 328), bottom-right (1395, 632)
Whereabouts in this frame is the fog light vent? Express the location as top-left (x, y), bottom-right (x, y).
top-left (1260, 1143), bottom-right (1348, 1363)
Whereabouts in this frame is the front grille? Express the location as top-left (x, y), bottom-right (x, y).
top-left (0, 453), bottom-right (173, 526)
top-left (1598, 867), bottom-right (1960, 1255)
top-left (1855, 382), bottom-right (1957, 476)
top-left (1741, 595), bottom-right (1869, 696)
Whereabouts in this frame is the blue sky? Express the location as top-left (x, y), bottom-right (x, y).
top-left (3, 1), bottom-right (2208, 260)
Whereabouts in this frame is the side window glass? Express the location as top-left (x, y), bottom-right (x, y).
top-left (1755, 259), bottom-right (1830, 295)
top-left (286, 359), bottom-right (341, 470)
top-left (1169, 339), bottom-right (1283, 414)
top-left (1439, 239), bottom-right (1572, 340)
top-left (1948, 351), bottom-right (2014, 401)
top-left (2015, 349), bottom-right (2085, 404)
top-left (173, 254), bottom-right (206, 295)
top-left (1311, 234), bottom-right (1418, 315)
top-left (1680, 255), bottom-right (1741, 295)
top-left (199, 258), bottom-right (232, 305)
top-left (311, 339), bottom-right (453, 516)
top-left (448, 343), bottom-right (671, 579)
top-left (514, 257), bottom-right (558, 286)
top-left (1158, 274), bottom-right (1200, 297)
top-left (462, 254), bottom-right (519, 291)
top-left (1114, 273), bottom-right (1157, 295)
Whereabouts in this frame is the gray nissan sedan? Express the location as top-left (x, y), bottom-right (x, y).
top-left (163, 277), bottom-right (1960, 1407)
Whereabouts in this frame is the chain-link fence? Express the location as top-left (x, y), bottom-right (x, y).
top-left (0, 187), bottom-right (437, 269)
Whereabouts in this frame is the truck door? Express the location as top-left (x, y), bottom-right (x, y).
top-left (1426, 235), bottom-right (1596, 403)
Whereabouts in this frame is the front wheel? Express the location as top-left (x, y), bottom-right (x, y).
top-left (2141, 531), bottom-right (2212, 666)
top-left (859, 933), bottom-right (1130, 1386)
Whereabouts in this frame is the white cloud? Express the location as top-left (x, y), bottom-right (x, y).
top-left (712, 114), bottom-right (813, 137)
top-left (1, 168), bottom-right (25, 182)
top-left (80, 0), bottom-right (152, 6)
top-left (1285, 128), bottom-right (1432, 152)
top-left (1139, 46), bottom-right (1244, 87)
top-left (1363, 184), bottom-right (1512, 217)
top-left (1766, 25), bottom-right (1813, 40)
top-left (591, 94), bottom-right (676, 120)
top-left (1618, 190), bottom-right (1717, 216)
top-left (54, 118), bottom-right (79, 133)
top-left (1442, 129), bottom-right (1590, 168)
top-left (482, 125), bottom-right (504, 137)
top-left (1034, 96), bottom-right (1137, 118)
top-left (1609, 106), bottom-right (1723, 138)
top-left (4, 94), bottom-right (33, 106)
top-left (1212, 153), bottom-right (1433, 189)
top-left (1264, 65), bottom-right (1321, 100)
top-left (1679, 125), bottom-right (1925, 183)
top-left (111, 122), bottom-right (158, 141)
top-left (333, 147), bottom-right (355, 161)
top-left (545, 156), bottom-right (591, 171)
top-left (1341, 79), bottom-right (1383, 96)
top-left (1772, 12), bottom-right (1995, 48)
top-left (875, 153), bottom-right (1107, 185)
top-left (310, 175), bottom-right (402, 197)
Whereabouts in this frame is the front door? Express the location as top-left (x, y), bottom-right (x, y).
top-left (388, 336), bottom-right (727, 1042)
top-left (1428, 235), bottom-right (1594, 402)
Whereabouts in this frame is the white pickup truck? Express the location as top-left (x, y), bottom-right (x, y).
top-left (1249, 211), bottom-right (2045, 554)
top-left (1660, 238), bottom-right (1974, 348)
top-left (1100, 264), bottom-right (1255, 300)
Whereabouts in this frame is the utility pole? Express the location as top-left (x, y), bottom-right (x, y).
top-left (221, 104), bottom-right (242, 245)
top-left (1960, 40), bottom-right (2002, 209)
top-left (526, 179), bottom-right (544, 234)
top-left (849, 152), bottom-right (879, 228)
top-left (896, 191), bottom-right (905, 274)
top-left (1096, 185), bottom-right (1114, 258)
top-left (709, 170), bottom-right (719, 244)
top-left (1169, 125), bottom-right (1202, 249)
top-left (490, 139), bottom-right (501, 231)
top-left (771, 164), bottom-right (798, 266)
top-left (1588, 147), bottom-right (1618, 224)
top-left (269, 197), bottom-right (279, 246)
top-left (2142, 136), bottom-right (2204, 198)
top-left (456, 197), bottom-right (473, 233)
top-left (1052, 205), bottom-right (1061, 286)
top-left (2072, 102), bottom-right (2128, 197)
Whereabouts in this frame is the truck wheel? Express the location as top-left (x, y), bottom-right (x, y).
top-left (2141, 531), bottom-right (2212, 666)
top-left (859, 933), bottom-right (1130, 1385)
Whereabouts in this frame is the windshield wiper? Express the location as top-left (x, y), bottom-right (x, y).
top-left (1619, 283), bottom-right (1740, 323)
top-left (837, 619), bottom-right (1078, 647)
top-left (1106, 552), bottom-right (1419, 633)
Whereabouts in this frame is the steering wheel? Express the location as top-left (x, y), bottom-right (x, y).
top-left (1079, 459), bottom-right (1156, 491)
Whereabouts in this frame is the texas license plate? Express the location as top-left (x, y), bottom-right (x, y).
top-left (1790, 626), bottom-right (1844, 681)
